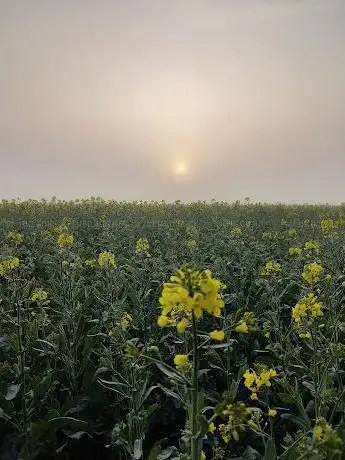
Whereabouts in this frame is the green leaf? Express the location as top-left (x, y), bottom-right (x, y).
top-left (196, 414), bottom-right (209, 439)
top-left (147, 443), bottom-right (162, 460)
top-left (264, 437), bottom-right (277, 460)
top-left (208, 343), bottom-right (233, 349)
top-left (156, 384), bottom-right (181, 402)
top-left (5, 384), bottom-right (21, 401)
top-left (155, 362), bottom-right (188, 384)
top-left (197, 369), bottom-right (210, 378)
top-left (157, 446), bottom-right (178, 459)
top-left (302, 381), bottom-right (315, 394)
top-left (67, 431), bottom-right (88, 440)
top-left (0, 407), bottom-right (11, 421)
top-left (133, 438), bottom-right (143, 459)
top-left (281, 413), bottom-right (310, 430)
top-left (277, 393), bottom-right (294, 404)
top-left (243, 445), bottom-right (261, 459)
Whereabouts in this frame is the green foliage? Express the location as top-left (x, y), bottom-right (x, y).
top-left (1, 200), bottom-right (345, 459)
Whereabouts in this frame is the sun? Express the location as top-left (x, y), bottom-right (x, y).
top-left (173, 160), bottom-right (188, 177)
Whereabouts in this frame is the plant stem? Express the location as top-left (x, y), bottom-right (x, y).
top-left (191, 312), bottom-right (199, 460)
top-left (17, 301), bottom-right (28, 458)
top-left (311, 329), bottom-right (319, 419)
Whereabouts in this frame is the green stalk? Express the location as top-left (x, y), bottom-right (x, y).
top-left (311, 328), bottom-right (319, 419)
top-left (191, 312), bottom-right (199, 460)
top-left (17, 302), bottom-right (28, 458)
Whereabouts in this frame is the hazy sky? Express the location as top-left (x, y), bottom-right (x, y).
top-left (1, 0), bottom-right (345, 202)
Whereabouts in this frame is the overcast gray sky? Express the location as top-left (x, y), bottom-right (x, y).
top-left (1, 0), bottom-right (344, 202)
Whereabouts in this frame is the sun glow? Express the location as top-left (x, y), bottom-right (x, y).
top-left (173, 161), bottom-right (188, 177)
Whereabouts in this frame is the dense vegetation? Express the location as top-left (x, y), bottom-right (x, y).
top-left (1, 200), bottom-right (345, 460)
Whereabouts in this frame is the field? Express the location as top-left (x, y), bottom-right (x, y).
top-left (1, 200), bottom-right (345, 460)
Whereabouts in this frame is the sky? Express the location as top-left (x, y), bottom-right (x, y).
top-left (1, 0), bottom-right (345, 203)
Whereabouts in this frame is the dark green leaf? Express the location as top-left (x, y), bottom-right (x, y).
top-left (5, 384), bottom-right (21, 401)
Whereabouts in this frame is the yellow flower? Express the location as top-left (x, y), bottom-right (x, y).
top-left (208, 422), bottom-right (216, 433)
top-left (321, 218), bottom-right (338, 234)
top-left (219, 402), bottom-right (257, 443)
top-left (57, 233), bottom-right (74, 248)
top-left (230, 227), bottom-right (242, 237)
top-left (187, 239), bottom-right (197, 249)
top-left (314, 424), bottom-right (323, 441)
top-left (299, 332), bottom-right (311, 339)
top-left (243, 368), bottom-right (276, 399)
top-left (292, 293), bottom-right (323, 335)
top-left (235, 321), bottom-right (249, 333)
top-left (0, 257), bottom-right (20, 276)
top-left (135, 238), bottom-right (151, 257)
top-left (98, 251), bottom-right (116, 267)
top-left (177, 317), bottom-right (190, 333)
top-left (235, 312), bottom-right (256, 334)
top-left (288, 247), bottom-right (302, 256)
top-left (304, 241), bottom-right (320, 254)
top-left (158, 267), bottom-right (225, 331)
top-left (302, 262), bottom-right (323, 285)
top-left (268, 408), bottom-right (277, 417)
top-left (243, 369), bottom-right (257, 389)
top-left (257, 369), bottom-right (276, 388)
top-left (174, 354), bottom-right (189, 367)
top-left (157, 315), bottom-right (169, 327)
top-left (260, 261), bottom-right (281, 276)
top-left (6, 231), bottom-right (24, 244)
top-left (200, 451), bottom-right (206, 460)
top-left (120, 312), bottom-right (132, 329)
top-left (312, 417), bottom-right (341, 447)
top-left (31, 289), bottom-right (49, 302)
top-left (208, 330), bottom-right (225, 341)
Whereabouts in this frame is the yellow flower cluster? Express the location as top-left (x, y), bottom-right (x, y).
top-left (6, 231), bottom-right (24, 243)
top-left (208, 329), bottom-right (225, 341)
top-left (57, 233), bottom-right (74, 249)
top-left (320, 218), bottom-right (338, 234)
top-left (31, 289), bottom-right (49, 303)
top-left (304, 241), bottom-right (320, 254)
top-left (157, 267), bottom-right (225, 332)
top-left (260, 261), bottom-right (281, 276)
top-left (219, 401), bottom-right (259, 443)
top-left (243, 367), bottom-right (277, 400)
top-left (98, 251), bottom-right (116, 267)
top-left (135, 238), bottom-right (151, 257)
top-left (230, 227), bottom-right (243, 237)
top-left (174, 354), bottom-right (189, 367)
top-left (235, 311), bottom-right (256, 334)
top-left (288, 247), bottom-right (302, 256)
top-left (208, 422), bottom-right (216, 433)
top-left (302, 262), bottom-right (323, 285)
top-left (120, 312), bottom-right (132, 329)
top-left (268, 408), bottom-right (277, 417)
top-left (0, 257), bottom-right (20, 276)
top-left (292, 293), bottom-right (323, 324)
top-left (313, 417), bottom-right (342, 448)
top-left (187, 239), bottom-right (197, 250)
